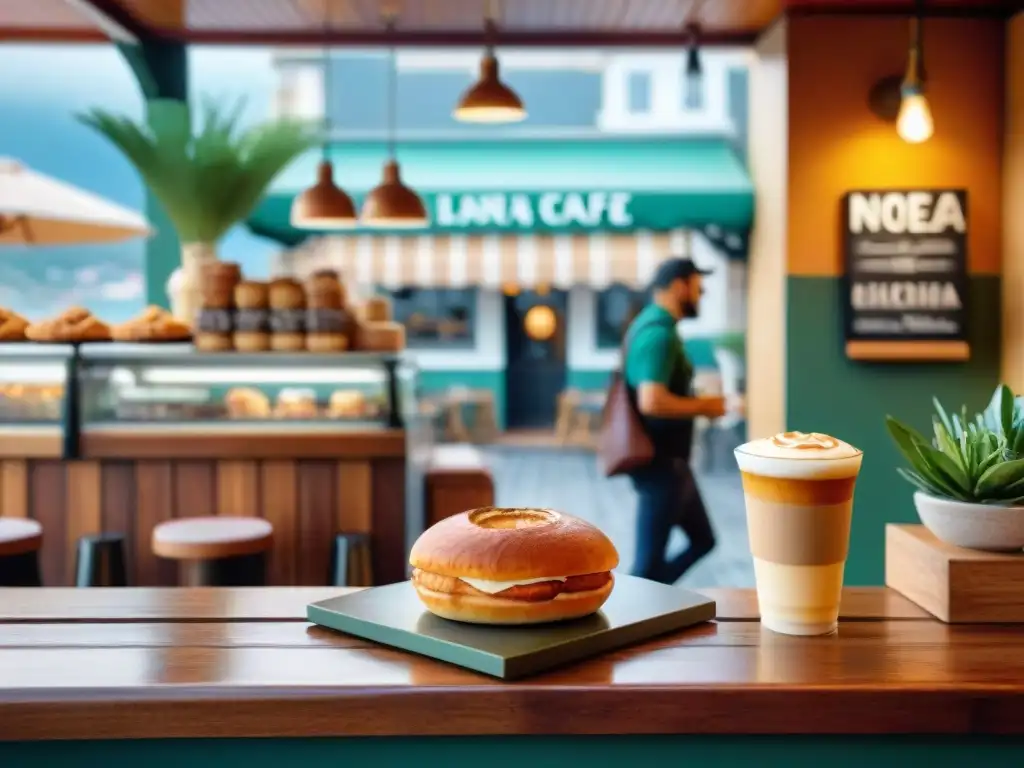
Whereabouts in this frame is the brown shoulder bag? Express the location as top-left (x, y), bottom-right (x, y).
top-left (597, 325), bottom-right (654, 476)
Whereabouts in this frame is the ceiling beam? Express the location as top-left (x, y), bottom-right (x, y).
top-left (147, 29), bottom-right (761, 48)
top-left (67, 0), bottom-right (161, 43)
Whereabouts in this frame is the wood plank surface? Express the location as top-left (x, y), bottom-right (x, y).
top-left (0, 588), bottom-right (1023, 739)
top-left (82, 430), bottom-right (405, 460)
top-left (174, 461), bottom-right (216, 519)
top-left (0, 586), bottom-right (919, 623)
top-left (260, 461), bottom-right (298, 586)
top-left (337, 460), bottom-right (372, 534)
top-left (100, 463), bottom-right (136, 585)
top-left (216, 460), bottom-right (260, 516)
top-left (64, 461), bottom-right (102, 585)
top-left (371, 458), bottom-right (407, 584)
top-left (0, 460), bottom-right (27, 517)
top-left (29, 461), bottom-right (66, 586)
top-left (134, 461), bottom-right (176, 587)
top-left (297, 461), bottom-right (337, 586)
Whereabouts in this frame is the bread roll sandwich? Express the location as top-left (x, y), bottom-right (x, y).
top-left (410, 507), bottom-right (618, 625)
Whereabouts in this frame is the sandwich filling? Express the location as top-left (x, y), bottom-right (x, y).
top-left (413, 569), bottom-right (611, 602)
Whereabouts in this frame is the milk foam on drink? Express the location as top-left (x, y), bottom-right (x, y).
top-left (734, 431), bottom-right (863, 636)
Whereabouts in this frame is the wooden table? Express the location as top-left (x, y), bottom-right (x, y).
top-left (2, 587), bottom-right (1024, 764)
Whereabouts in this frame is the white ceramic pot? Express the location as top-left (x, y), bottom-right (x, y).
top-left (913, 491), bottom-right (1024, 551)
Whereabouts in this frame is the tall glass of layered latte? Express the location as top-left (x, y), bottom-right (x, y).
top-left (734, 431), bottom-right (863, 636)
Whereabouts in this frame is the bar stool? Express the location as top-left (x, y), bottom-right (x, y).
top-left (75, 533), bottom-right (128, 587)
top-left (0, 518), bottom-right (43, 587)
top-left (153, 517), bottom-right (273, 587)
top-left (329, 532), bottom-right (373, 587)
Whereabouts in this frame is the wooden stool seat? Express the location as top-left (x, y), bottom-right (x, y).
top-left (0, 518), bottom-right (42, 557)
top-left (152, 517), bottom-right (273, 561)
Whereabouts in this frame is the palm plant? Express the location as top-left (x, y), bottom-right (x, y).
top-left (78, 98), bottom-right (317, 320)
top-left (886, 384), bottom-right (1024, 504)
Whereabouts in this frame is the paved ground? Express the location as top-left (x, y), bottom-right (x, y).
top-left (482, 445), bottom-right (754, 588)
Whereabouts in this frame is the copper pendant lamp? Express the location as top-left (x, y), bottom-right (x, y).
top-left (453, 7), bottom-right (525, 124)
top-left (291, 6), bottom-right (356, 229)
top-left (360, 14), bottom-right (428, 228)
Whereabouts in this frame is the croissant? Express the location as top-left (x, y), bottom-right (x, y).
top-left (111, 305), bottom-right (191, 342)
top-left (0, 308), bottom-right (29, 341)
top-left (26, 306), bottom-right (111, 342)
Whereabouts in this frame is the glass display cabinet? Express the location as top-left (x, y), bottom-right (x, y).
top-left (0, 343), bottom-right (71, 427)
top-left (76, 344), bottom-right (412, 432)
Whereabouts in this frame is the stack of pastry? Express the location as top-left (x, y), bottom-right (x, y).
top-left (195, 262), bottom-right (241, 351)
top-left (305, 270), bottom-right (352, 353)
top-left (268, 278), bottom-right (306, 351)
top-left (0, 308), bottom-right (28, 341)
top-left (234, 281), bottom-right (270, 351)
top-left (225, 387), bottom-right (270, 419)
top-left (274, 388), bottom-right (319, 418)
top-left (25, 307), bottom-right (111, 342)
top-left (354, 294), bottom-right (406, 352)
top-left (327, 389), bottom-right (366, 418)
top-left (112, 306), bottom-right (191, 342)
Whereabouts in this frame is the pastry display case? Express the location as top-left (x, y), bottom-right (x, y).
top-left (76, 344), bottom-right (410, 433)
top-left (0, 343), bottom-right (70, 426)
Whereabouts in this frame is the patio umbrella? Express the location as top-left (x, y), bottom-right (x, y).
top-left (0, 157), bottom-right (152, 246)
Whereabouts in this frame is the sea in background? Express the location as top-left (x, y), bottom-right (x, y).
top-left (0, 44), bottom-right (279, 322)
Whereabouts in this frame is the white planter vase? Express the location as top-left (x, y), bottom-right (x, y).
top-left (167, 242), bottom-right (218, 327)
top-left (913, 491), bottom-right (1024, 552)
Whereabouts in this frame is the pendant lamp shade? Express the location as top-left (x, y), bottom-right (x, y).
top-left (290, 160), bottom-right (358, 229)
top-left (453, 55), bottom-right (526, 123)
top-left (360, 159), bottom-right (428, 228)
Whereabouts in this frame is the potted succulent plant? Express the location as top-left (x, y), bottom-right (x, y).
top-left (886, 384), bottom-right (1024, 551)
top-left (78, 99), bottom-right (316, 324)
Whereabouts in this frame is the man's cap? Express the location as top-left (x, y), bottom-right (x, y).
top-left (649, 257), bottom-right (713, 289)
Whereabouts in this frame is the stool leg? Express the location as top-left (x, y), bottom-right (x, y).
top-left (0, 551), bottom-right (42, 587)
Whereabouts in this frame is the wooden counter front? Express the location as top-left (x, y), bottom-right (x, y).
top-left (2, 586), bottom-right (1024, 743)
top-left (0, 429), bottom-right (408, 587)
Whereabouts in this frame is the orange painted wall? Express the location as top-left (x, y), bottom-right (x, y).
top-left (787, 15), bottom-right (1004, 277)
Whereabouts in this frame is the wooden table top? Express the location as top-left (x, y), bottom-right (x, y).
top-left (1, 586), bottom-right (1023, 740)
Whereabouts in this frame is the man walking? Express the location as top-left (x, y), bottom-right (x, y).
top-left (623, 258), bottom-right (726, 584)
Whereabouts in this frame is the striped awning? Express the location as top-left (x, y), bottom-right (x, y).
top-left (280, 230), bottom-right (692, 289)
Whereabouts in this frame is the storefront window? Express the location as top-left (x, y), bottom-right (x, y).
top-left (383, 288), bottom-right (476, 348)
top-left (595, 285), bottom-right (647, 349)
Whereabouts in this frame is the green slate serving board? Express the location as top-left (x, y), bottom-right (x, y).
top-left (307, 574), bottom-right (716, 679)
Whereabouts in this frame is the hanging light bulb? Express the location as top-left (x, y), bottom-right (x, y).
top-left (360, 14), bottom-right (429, 228)
top-left (453, 4), bottom-right (526, 123)
top-left (291, 7), bottom-right (356, 229)
top-left (896, 8), bottom-right (933, 144)
top-left (897, 88), bottom-right (933, 144)
top-left (684, 24), bottom-right (703, 110)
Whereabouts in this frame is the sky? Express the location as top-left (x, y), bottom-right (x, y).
top-left (0, 44), bottom-right (281, 321)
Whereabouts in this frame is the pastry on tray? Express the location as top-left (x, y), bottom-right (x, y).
top-left (225, 387), bottom-right (270, 419)
top-left (195, 332), bottom-right (233, 352)
top-left (270, 332), bottom-right (305, 352)
top-left (233, 331), bottom-right (270, 352)
top-left (25, 307), bottom-right (111, 342)
top-left (269, 278), bottom-right (306, 310)
top-left (234, 281), bottom-right (269, 310)
top-left (306, 332), bottom-right (348, 353)
top-left (327, 389), bottom-right (365, 418)
top-left (111, 305), bottom-right (191, 342)
top-left (274, 388), bottom-right (319, 419)
top-left (0, 308), bottom-right (29, 341)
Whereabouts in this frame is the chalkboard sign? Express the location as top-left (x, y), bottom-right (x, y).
top-left (842, 189), bottom-right (970, 362)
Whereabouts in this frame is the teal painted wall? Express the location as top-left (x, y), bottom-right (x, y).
top-left (785, 276), bottom-right (1002, 585)
top-left (3, 735), bottom-right (1024, 766)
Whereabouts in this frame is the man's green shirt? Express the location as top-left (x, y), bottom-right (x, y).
top-left (622, 303), bottom-right (696, 460)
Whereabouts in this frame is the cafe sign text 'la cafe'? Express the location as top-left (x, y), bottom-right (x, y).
top-left (434, 191), bottom-right (635, 231)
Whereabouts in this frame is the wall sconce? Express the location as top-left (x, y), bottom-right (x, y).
top-left (868, 1), bottom-right (933, 144)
